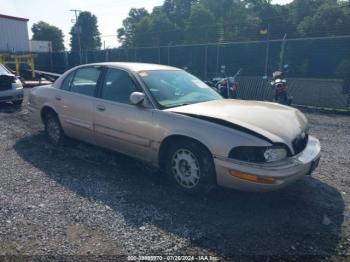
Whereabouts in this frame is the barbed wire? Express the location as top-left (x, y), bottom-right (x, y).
top-left (76, 34), bottom-right (350, 52)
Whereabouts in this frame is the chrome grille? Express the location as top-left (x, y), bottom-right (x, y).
top-left (0, 75), bottom-right (14, 91)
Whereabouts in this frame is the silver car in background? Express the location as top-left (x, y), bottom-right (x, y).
top-left (28, 63), bottom-right (321, 194)
top-left (0, 64), bottom-right (24, 106)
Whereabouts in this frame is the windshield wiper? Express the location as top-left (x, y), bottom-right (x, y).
top-left (166, 103), bottom-right (191, 108)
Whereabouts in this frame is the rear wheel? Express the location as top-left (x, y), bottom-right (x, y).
top-left (43, 112), bottom-right (65, 146)
top-left (276, 94), bottom-right (288, 105)
top-left (165, 140), bottom-right (216, 195)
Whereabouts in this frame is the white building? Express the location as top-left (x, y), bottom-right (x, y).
top-left (0, 14), bottom-right (30, 53)
top-left (30, 40), bottom-right (52, 53)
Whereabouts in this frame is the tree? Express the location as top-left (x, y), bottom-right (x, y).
top-left (118, 6), bottom-right (180, 47)
top-left (225, 1), bottom-right (261, 41)
top-left (198, 0), bottom-right (261, 42)
top-left (31, 21), bottom-right (65, 52)
top-left (70, 11), bottom-right (101, 52)
top-left (298, 1), bottom-right (350, 37)
top-left (163, 0), bottom-right (197, 28)
top-left (289, 0), bottom-right (325, 25)
top-left (117, 0), bottom-right (350, 47)
top-left (185, 4), bottom-right (218, 43)
top-left (245, 0), bottom-right (294, 39)
top-left (117, 8), bottom-right (149, 47)
top-left (149, 8), bottom-right (177, 45)
top-left (132, 17), bottom-right (152, 46)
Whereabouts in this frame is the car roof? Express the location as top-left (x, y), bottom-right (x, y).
top-left (81, 62), bottom-right (180, 72)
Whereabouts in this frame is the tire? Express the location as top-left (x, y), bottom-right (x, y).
top-left (276, 95), bottom-right (287, 105)
top-left (12, 100), bottom-right (23, 106)
top-left (165, 139), bottom-right (216, 195)
top-left (43, 111), bottom-right (65, 146)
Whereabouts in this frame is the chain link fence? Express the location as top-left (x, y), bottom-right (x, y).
top-left (13, 36), bottom-right (350, 111)
top-left (236, 77), bottom-right (348, 111)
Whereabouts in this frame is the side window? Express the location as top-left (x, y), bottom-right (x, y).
top-left (70, 67), bottom-right (101, 97)
top-left (101, 68), bottom-right (137, 104)
top-left (61, 72), bottom-right (74, 91)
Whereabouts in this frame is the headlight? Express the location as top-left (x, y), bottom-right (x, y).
top-left (263, 148), bottom-right (287, 163)
top-left (229, 146), bottom-right (288, 163)
top-left (12, 79), bottom-right (23, 89)
top-left (15, 79), bottom-right (23, 89)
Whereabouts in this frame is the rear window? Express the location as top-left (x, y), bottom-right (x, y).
top-left (70, 67), bottom-right (101, 97)
top-left (61, 72), bottom-right (74, 91)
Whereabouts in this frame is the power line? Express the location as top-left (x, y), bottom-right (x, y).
top-left (70, 9), bottom-right (83, 64)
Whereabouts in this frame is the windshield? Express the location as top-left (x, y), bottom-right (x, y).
top-left (0, 65), bottom-right (12, 75)
top-left (138, 70), bottom-right (222, 109)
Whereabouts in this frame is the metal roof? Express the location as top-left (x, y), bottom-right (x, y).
top-left (0, 14), bottom-right (29, 22)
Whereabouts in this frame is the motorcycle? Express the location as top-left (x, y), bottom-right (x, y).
top-left (204, 78), bottom-right (221, 89)
top-left (206, 68), bottom-right (242, 99)
top-left (270, 69), bottom-right (293, 106)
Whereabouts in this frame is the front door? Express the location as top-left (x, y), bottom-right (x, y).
top-left (93, 68), bottom-right (156, 162)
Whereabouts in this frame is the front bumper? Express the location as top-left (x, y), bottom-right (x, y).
top-left (214, 136), bottom-right (321, 192)
top-left (0, 88), bottom-right (24, 102)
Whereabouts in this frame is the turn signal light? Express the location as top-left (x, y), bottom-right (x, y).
top-left (229, 170), bottom-right (276, 184)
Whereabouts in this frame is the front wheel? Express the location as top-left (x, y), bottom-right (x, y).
top-left (165, 140), bottom-right (216, 195)
top-left (276, 94), bottom-right (288, 105)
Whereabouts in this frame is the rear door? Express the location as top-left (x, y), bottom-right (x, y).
top-left (93, 67), bottom-right (156, 162)
top-left (55, 66), bottom-right (102, 144)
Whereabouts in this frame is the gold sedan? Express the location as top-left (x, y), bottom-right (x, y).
top-left (29, 63), bottom-right (321, 194)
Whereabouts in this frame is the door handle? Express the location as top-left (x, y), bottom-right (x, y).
top-left (55, 95), bottom-right (62, 101)
top-left (96, 105), bottom-right (106, 112)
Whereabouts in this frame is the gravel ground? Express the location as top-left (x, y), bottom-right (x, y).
top-left (0, 91), bottom-right (350, 261)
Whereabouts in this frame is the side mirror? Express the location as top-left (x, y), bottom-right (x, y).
top-left (130, 92), bottom-right (146, 106)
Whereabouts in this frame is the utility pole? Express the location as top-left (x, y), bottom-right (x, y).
top-left (279, 33), bottom-right (288, 71)
top-left (70, 9), bottom-right (82, 64)
top-left (167, 43), bottom-right (171, 65)
top-left (264, 24), bottom-right (270, 78)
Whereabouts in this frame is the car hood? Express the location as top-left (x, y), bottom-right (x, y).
top-left (166, 99), bottom-right (308, 145)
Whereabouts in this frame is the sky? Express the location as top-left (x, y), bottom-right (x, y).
top-left (0, 0), bottom-right (293, 49)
